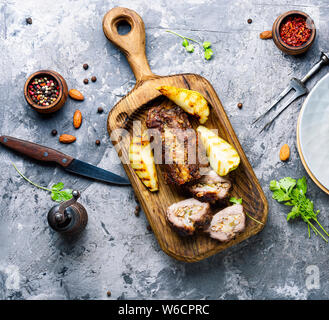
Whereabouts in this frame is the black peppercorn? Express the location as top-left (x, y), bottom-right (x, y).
top-left (91, 76), bottom-right (97, 82)
top-left (237, 103), bottom-right (243, 109)
top-left (95, 139), bottom-right (101, 146)
top-left (26, 17), bottom-right (32, 25)
top-left (51, 129), bottom-right (57, 136)
top-left (97, 107), bottom-right (104, 114)
top-left (134, 205), bottom-right (140, 217)
top-left (247, 18), bottom-right (252, 24)
top-left (83, 64), bottom-right (89, 70)
top-left (107, 291), bottom-right (111, 297)
top-left (83, 78), bottom-right (89, 84)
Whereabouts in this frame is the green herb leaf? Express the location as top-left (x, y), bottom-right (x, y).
top-left (166, 30), bottom-right (214, 61)
top-left (291, 187), bottom-right (301, 200)
top-left (51, 189), bottom-right (73, 203)
top-left (278, 177), bottom-right (296, 193)
top-left (51, 192), bottom-right (62, 202)
top-left (287, 206), bottom-right (300, 221)
top-left (49, 183), bottom-right (73, 202)
top-left (204, 48), bottom-right (213, 60)
top-left (12, 163), bottom-right (73, 203)
top-left (185, 44), bottom-right (195, 52)
top-left (229, 197), bottom-right (242, 204)
top-left (52, 182), bottom-right (64, 191)
top-left (269, 176), bottom-right (329, 242)
top-left (269, 180), bottom-right (281, 191)
top-left (272, 189), bottom-right (290, 202)
top-left (61, 189), bottom-right (73, 201)
top-left (203, 41), bottom-right (211, 49)
top-left (296, 177), bottom-right (307, 195)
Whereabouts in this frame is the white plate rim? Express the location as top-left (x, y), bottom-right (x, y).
top-left (297, 72), bottom-right (329, 194)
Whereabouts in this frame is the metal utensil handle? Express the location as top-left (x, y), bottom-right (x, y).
top-left (301, 52), bottom-right (329, 83)
top-left (58, 190), bottom-right (80, 216)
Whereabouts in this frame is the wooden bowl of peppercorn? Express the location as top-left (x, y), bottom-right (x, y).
top-left (272, 10), bottom-right (316, 56)
top-left (24, 70), bottom-right (68, 114)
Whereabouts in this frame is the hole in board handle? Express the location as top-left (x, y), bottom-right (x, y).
top-left (116, 20), bottom-right (131, 35)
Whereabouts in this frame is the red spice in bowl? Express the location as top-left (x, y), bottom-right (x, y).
top-left (279, 15), bottom-right (312, 47)
top-left (28, 75), bottom-right (60, 107)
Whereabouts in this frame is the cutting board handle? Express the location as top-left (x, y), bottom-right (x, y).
top-left (103, 7), bottom-right (156, 84)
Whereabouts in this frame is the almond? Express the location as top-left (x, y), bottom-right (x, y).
top-left (68, 89), bottom-right (84, 101)
top-left (280, 144), bottom-right (290, 161)
top-left (59, 134), bottom-right (76, 144)
top-left (260, 30), bottom-right (273, 39)
top-left (73, 110), bottom-right (82, 129)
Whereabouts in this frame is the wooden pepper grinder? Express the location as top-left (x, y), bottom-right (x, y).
top-left (47, 190), bottom-right (88, 235)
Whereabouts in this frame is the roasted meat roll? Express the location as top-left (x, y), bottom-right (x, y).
top-left (166, 198), bottom-right (211, 236)
top-left (146, 104), bottom-right (200, 185)
top-left (207, 204), bottom-right (245, 242)
top-left (188, 170), bottom-right (231, 203)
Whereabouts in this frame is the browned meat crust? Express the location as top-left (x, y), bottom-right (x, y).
top-left (166, 198), bottom-right (211, 236)
top-left (146, 105), bottom-right (200, 185)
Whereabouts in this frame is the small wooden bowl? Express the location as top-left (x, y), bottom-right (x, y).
top-left (24, 70), bottom-right (68, 114)
top-left (272, 10), bottom-right (316, 56)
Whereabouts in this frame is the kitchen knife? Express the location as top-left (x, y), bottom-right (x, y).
top-left (0, 136), bottom-right (130, 186)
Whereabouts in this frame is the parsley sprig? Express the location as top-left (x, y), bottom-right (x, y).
top-left (166, 30), bottom-right (214, 60)
top-left (270, 177), bottom-right (329, 242)
top-left (13, 163), bottom-right (73, 202)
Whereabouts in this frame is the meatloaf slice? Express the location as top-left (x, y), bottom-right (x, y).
top-left (166, 198), bottom-right (211, 236)
top-left (188, 170), bottom-right (231, 203)
top-left (146, 105), bottom-right (200, 185)
top-left (207, 204), bottom-right (245, 242)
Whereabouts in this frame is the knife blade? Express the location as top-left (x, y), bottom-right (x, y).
top-left (65, 159), bottom-right (130, 185)
top-left (0, 135), bottom-right (130, 186)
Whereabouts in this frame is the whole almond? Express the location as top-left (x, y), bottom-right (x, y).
top-left (73, 110), bottom-right (82, 129)
top-left (69, 89), bottom-right (84, 101)
top-left (59, 134), bottom-right (76, 144)
top-left (260, 30), bottom-right (273, 39)
top-left (280, 144), bottom-right (290, 161)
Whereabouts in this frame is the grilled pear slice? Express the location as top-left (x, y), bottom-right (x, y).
top-left (129, 133), bottom-right (158, 192)
top-left (156, 85), bottom-right (210, 124)
top-left (197, 126), bottom-right (240, 176)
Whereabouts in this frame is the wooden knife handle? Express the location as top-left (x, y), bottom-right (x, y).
top-left (102, 7), bottom-right (156, 84)
top-left (0, 136), bottom-right (74, 168)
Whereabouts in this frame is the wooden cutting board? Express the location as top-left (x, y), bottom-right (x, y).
top-left (103, 7), bottom-right (268, 262)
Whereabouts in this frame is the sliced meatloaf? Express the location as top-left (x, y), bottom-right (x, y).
top-left (207, 204), bottom-right (245, 241)
top-left (188, 170), bottom-right (231, 203)
top-left (166, 198), bottom-right (211, 236)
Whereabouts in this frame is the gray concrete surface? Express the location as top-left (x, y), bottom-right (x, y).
top-left (0, 0), bottom-right (329, 300)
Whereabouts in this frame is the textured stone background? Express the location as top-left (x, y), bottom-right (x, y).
top-left (0, 0), bottom-right (329, 300)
